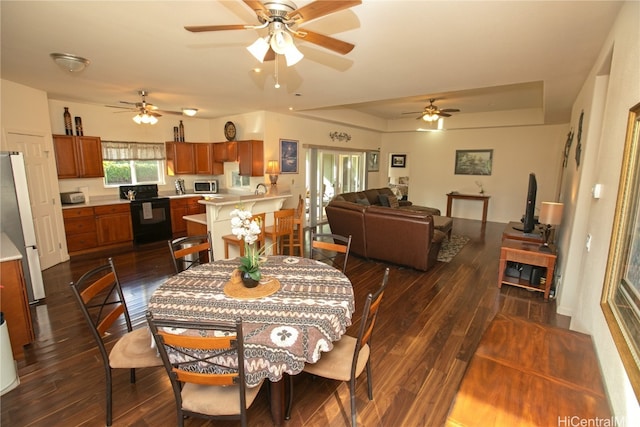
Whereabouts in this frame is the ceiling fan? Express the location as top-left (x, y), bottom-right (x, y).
top-left (184, 0), bottom-right (361, 66)
top-left (404, 99), bottom-right (461, 122)
top-left (106, 90), bottom-right (189, 125)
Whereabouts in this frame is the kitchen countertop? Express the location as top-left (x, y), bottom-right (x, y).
top-left (183, 213), bottom-right (206, 224)
top-left (0, 232), bottom-right (23, 262)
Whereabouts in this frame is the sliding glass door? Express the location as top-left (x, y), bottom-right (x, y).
top-left (306, 148), bottom-right (365, 227)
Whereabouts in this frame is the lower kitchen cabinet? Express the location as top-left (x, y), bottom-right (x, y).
top-left (170, 196), bottom-right (205, 238)
top-left (0, 258), bottom-right (34, 359)
top-left (95, 204), bottom-right (133, 245)
top-left (63, 203), bottom-right (133, 255)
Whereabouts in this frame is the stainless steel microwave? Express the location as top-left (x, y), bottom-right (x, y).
top-left (193, 180), bottom-right (218, 194)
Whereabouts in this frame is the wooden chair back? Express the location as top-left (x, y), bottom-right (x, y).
top-left (168, 232), bottom-right (213, 273)
top-left (146, 313), bottom-right (258, 427)
top-left (267, 208), bottom-right (295, 255)
top-left (310, 233), bottom-right (352, 273)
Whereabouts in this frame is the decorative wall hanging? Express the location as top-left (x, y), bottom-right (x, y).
top-left (391, 154), bottom-right (406, 168)
top-left (601, 101), bottom-right (640, 400)
top-left (454, 149), bottom-right (493, 175)
top-left (575, 110), bottom-right (584, 168)
top-left (563, 129), bottom-right (574, 168)
top-left (279, 139), bottom-right (298, 174)
top-left (367, 151), bottom-right (379, 172)
top-left (329, 131), bottom-right (351, 142)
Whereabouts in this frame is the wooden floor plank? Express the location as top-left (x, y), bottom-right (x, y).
top-left (1, 219), bottom-right (576, 426)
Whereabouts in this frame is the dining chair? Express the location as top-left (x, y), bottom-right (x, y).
top-left (221, 212), bottom-right (266, 259)
top-left (292, 195), bottom-right (305, 256)
top-left (310, 232), bottom-right (352, 273)
top-left (168, 231), bottom-right (213, 273)
top-left (264, 208), bottom-right (295, 255)
top-left (146, 312), bottom-right (264, 427)
top-left (287, 268), bottom-right (390, 426)
top-left (69, 258), bottom-right (162, 427)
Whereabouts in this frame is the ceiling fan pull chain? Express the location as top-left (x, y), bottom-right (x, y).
top-left (274, 55), bottom-right (280, 89)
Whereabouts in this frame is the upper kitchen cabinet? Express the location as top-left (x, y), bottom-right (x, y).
top-left (194, 143), bottom-right (223, 175)
top-left (166, 141), bottom-right (195, 175)
top-left (237, 140), bottom-right (264, 177)
top-left (213, 141), bottom-right (237, 163)
top-left (53, 135), bottom-right (104, 179)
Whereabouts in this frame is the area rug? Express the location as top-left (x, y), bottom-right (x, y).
top-left (437, 234), bottom-right (470, 263)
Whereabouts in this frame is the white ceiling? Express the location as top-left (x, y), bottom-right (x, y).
top-left (0, 1), bottom-right (623, 131)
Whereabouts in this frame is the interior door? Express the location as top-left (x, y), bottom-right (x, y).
top-left (6, 131), bottom-right (64, 269)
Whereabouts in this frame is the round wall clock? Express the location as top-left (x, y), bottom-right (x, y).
top-left (224, 121), bottom-right (236, 141)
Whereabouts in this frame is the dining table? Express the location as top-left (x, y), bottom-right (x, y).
top-left (147, 255), bottom-right (355, 426)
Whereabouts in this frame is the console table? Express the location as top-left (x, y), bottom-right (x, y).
top-left (446, 193), bottom-right (490, 223)
top-left (498, 238), bottom-right (556, 300)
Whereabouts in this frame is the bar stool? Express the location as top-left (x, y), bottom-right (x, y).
top-left (264, 209), bottom-right (295, 255)
top-left (292, 195), bottom-right (304, 256)
top-left (221, 212), bottom-right (266, 259)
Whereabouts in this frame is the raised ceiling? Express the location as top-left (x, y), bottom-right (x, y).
top-left (0, 1), bottom-right (624, 131)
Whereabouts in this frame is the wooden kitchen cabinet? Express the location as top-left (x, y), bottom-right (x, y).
top-left (53, 134), bottom-right (104, 179)
top-left (194, 143), bottom-right (224, 175)
top-left (95, 204), bottom-right (133, 245)
top-left (213, 141), bottom-right (237, 163)
top-left (63, 207), bottom-right (98, 253)
top-left (237, 140), bottom-right (264, 177)
top-left (166, 142), bottom-right (195, 175)
top-left (170, 196), bottom-right (205, 238)
top-left (0, 258), bottom-right (35, 359)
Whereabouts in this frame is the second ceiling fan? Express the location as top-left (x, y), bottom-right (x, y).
top-left (405, 99), bottom-right (461, 122)
top-left (185, 0), bottom-right (361, 66)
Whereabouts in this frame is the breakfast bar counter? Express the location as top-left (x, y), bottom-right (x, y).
top-left (199, 192), bottom-right (291, 258)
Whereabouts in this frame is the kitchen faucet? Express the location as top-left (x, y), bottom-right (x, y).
top-left (255, 183), bottom-right (268, 195)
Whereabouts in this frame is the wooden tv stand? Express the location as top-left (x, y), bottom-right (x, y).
top-left (498, 238), bottom-right (556, 300)
top-left (502, 221), bottom-right (544, 243)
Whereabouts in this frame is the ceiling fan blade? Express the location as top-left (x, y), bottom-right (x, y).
top-left (438, 112), bottom-right (452, 117)
top-left (440, 108), bottom-right (460, 113)
top-left (294, 29), bottom-right (355, 54)
top-left (184, 24), bottom-right (248, 32)
top-left (243, 0), bottom-right (268, 14)
top-left (402, 111), bottom-right (423, 115)
top-left (119, 100), bottom-right (139, 106)
top-left (290, 0), bottom-right (362, 25)
top-left (107, 104), bottom-right (135, 110)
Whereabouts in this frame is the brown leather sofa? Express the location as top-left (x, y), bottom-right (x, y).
top-left (326, 200), bottom-right (446, 271)
top-left (332, 187), bottom-right (441, 216)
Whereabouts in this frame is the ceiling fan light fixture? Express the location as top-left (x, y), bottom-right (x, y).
top-left (284, 44), bottom-right (304, 66)
top-left (182, 108), bottom-right (198, 117)
top-left (133, 112), bottom-right (158, 125)
top-left (50, 52), bottom-right (90, 73)
top-left (270, 24), bottom-right (293, 54)
top-left (247, 36), bottom-right (270, 62)
top-left (422, 113), bottom-right (440, 122)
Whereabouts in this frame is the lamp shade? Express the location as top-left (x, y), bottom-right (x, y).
top-left (539, 202), bottom-right (564, 225)
top-left (247, 36), bottom-right (270, 62)
top-left (265, 160), bottom-right (280, 174)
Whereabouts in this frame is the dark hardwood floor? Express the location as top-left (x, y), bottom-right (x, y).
top-left (1, 219), bottom-right (569, 426)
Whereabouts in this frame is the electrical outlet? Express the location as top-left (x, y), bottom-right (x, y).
top-left (586, 234), bottom-right (592, 252)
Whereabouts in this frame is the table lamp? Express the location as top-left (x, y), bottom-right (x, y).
top-left (538, 202), bottom-right (564, 252)
top-left (265, 160), bottom-right (279, 187)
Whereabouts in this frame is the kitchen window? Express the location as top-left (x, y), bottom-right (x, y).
top-left (102, 141), bottom-right (165, 186)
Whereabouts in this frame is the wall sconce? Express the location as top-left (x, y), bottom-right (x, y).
top-left (265, 160), bottom-right (280, 186)
top-left (329, 131), bottom-right (352, 142)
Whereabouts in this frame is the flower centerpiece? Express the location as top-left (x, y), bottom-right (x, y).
top-left (230, 207), bottom-right (264, 288)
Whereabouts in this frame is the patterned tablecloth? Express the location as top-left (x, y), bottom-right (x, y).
top-left (147, 256), bottom-right (354, 386)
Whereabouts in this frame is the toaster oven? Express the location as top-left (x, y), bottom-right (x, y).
top-left (193, 180), bottom-right (218, 194)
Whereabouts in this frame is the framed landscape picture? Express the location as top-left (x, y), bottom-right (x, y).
top-left (391, 154), bottom-right (406, 168)
top-left (454, 149), bottom-right (493, 175)
top-left (279, 139), bottom-right (298, 174)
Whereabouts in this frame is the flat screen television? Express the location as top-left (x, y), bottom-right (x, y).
top-left (521, 173), bottom-right (537, 233)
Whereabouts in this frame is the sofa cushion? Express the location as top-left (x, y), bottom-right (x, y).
top-left (378, 194), bottom-right (390, 207)
top-left (356, 197), bottom-right (371, 206)
top-left (388, 194), bottom-right (400, 208)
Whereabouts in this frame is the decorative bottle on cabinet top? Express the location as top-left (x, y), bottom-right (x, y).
top-left (63, 107), bottom-right (73, 135)
top-left (74, 116), bottom-right (83, 136)
top-left (179, 120), bottom-right (185, 142)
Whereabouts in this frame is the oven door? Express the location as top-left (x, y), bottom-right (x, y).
top-left (130, 198), bottom-right (172, 244)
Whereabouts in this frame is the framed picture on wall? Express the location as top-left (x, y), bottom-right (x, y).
top-left (454, 149), bottom-right (493, 175)
top-left (391, 154), bottom-right (406, 168)
top-left (280, 139), bottom-right (298, 174)
top-left (367, 151), bottom-right (380, 172)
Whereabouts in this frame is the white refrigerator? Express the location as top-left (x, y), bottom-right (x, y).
top-left (0, 152), bottom-right (45, 302)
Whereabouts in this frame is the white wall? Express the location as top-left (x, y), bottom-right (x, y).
top-left (380, 125), bottom-right (566, 222)
top-left (559, 1), bottom-right (640, 422)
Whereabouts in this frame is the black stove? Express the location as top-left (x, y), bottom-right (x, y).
top-left (120, 184), bottom-right (172, 244)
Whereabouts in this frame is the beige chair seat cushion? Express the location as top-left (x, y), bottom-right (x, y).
top-left (109, 327), bottom-right (162, 368)
top-left (303, 335), bottom-right (370, 382)
top-left (181, 379), bottom-right (264, 415)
